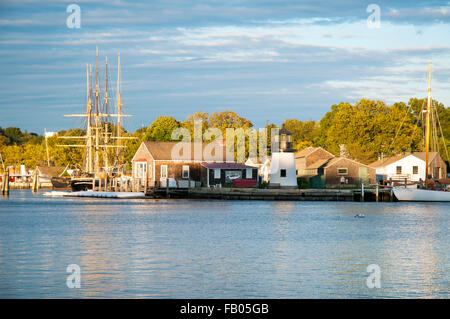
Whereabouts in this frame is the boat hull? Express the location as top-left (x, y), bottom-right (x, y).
top-left (70, 178), bottom-right (94, 192)
top-left (51, 177), bottom-right (71, 189)
top-left (393, 187), bottom-right (450, 202)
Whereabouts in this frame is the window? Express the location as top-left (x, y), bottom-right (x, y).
top-left (412, 166), bottom-right (418, 175)
top-left (396, 166), bottom-right (402, 174)
top-left (214, 168), bottom-right (220, 179)
top-left (160, 165), bottom-right (168, 179)
top-left (280, 169), bottom-right (287, 177)
top-left (337, 168), bottom-right (348, 175)
top-left (246, 168), bottom-right (253, 179)
top-left (134, 162), bottom-right (147, 178)
top-left (225, 170), bottom-right (241, 183)
top-left (182, 165), bottom-right (189, 179)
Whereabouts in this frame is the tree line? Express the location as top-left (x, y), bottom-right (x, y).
top-left (1, 97), bottom-right (449, 172)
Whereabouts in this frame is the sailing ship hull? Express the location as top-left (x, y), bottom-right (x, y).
top-left (71, 178), bottom-right (95, 192)
top-left (393, 187), bottom-right (450, 202)
top-left (51, 177), bottom-right (71, 189)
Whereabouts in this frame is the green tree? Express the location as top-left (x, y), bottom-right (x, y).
top-left (144, 116), bottom-right (180, 141)
top-left (283, 119), bottom-right (319, 150)
top-left (317, 99), bottom-right (423, 164)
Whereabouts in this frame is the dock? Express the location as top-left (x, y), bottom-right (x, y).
top-left (152, 186), bottom-right (395, 202)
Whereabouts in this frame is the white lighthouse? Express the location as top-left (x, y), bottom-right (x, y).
top-left (269, 125), bottom-right (298, 188)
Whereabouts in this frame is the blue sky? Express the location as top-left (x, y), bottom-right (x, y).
top-left (0, 0), bottom-right (449, 133)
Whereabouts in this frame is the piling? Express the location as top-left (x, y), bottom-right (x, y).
top-left (1, 172), bottom-right (9, 195)
top-left (361, 182), bottom-right (365, 202)
top-left (31, 170), bottom-right (39, 193)
top-left (166, 178), bottom-right (169, 197)
top-left (376, 185), bottom-right (379, 202)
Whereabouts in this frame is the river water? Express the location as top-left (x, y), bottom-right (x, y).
top-left (0, 190), bottom-right (448, 298)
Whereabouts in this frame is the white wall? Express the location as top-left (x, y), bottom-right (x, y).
top-left (269, 152), bottom-right (297, 187)
top-left (376, 155), bottom-right (425, 182)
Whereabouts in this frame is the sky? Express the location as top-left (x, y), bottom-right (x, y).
top-left (0, 0), bottom-right (450, 134)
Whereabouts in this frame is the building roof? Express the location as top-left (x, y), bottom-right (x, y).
top-left (295, 146), bottom-right (316, 158)
top-left (369, 152), bottom-right (439, 168)
top-left (295, 146), bottom-right (334, 159)
top-left (141, 141), bottom-right (234, 162)
top-left (201, 163), bottom-right (256, 169)
top-left (307, 158), bottom-right (331, 169)
top-left (279, 124), bottom-right (292, 136)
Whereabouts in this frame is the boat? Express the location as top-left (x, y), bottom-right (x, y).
top-left (51, 176), bottom-right (71, 189)
top-left (393, 187), bottom-right (450, 201)
top-left (393, 63), bottom-right (450, 202)
top-left (58, 48), bottom-right (134, 192)
top-left (43, 190), bottom-right (145, 199)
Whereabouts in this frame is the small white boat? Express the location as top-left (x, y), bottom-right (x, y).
top-left (393, 187), bottom-right (450, 202)
top-left (43, 190), bottom-right (146, 199)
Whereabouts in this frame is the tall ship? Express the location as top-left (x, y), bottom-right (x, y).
top-left (55, 48), bottom-right (134, 191)
top-left (393, 63), bottom-right (450, 201)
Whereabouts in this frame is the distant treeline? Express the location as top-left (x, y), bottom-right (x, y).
top-left (1, 98), bottom-right (449, 170)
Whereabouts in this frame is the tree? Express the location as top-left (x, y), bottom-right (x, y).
top-left (144, 116), bottom-right (181, 142)
top-left (408, 98), bottom-right (450, 161)
top-left (182, 111), bottom-right (211, 141)
top-left (283, 119), bottom-right (319, 150)
top-left (317, 99), bottom-right (423, 164)
top-left (209, 111), bottom-right (253, 137)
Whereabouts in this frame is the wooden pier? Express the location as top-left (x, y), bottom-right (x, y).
top-left (152, 185), bottom-right (395, 202)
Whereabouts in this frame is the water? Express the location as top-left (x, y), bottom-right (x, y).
top-left (0, 190), bottom-right (448, 298)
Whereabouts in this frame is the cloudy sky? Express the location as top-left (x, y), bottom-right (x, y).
top-left (0, 0), bottom-right (449, 133)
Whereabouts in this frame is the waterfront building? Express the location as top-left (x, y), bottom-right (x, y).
top-left (369, 151), bottom-right (447, 182)
top-left (269, 125), bottom-right (298, 188)
top-left (131, 141), bottom-right (257, 188)
top-left (295, 146), bottom-right (376, 188)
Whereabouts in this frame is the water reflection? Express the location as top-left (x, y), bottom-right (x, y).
top-left (0, 190), bottom-right (448, 298)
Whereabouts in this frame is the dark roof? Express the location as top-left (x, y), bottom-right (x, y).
top-left (279, 124), bottom-right (291, 135)
top-left (141, 141), bottom-right (234, 162)
top-left (201, 163), bottom-right (256, 169)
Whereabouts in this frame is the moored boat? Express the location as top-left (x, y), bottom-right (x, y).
top-left (51, 176), bottom-right (71, 189)
top-left (394, 63), bottom-right (450, 202)
top-left (393, 187), bottom-right (450, 202)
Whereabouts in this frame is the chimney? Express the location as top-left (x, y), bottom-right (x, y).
top-left (340, 144), bottom-right (348, 158)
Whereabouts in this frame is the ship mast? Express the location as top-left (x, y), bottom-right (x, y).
top-left (116, 52), bottom-right (122, 164)
top-left (104, 56), bottom-right (108, 116)
top-left (86, 64), bottom-right (93, 173)
top-left (94, 47), bottom-right (100, 175)
top-left (60, 49), bottom-right (134, 178)
top-left (103, 56), bottom-right (109, 171)
top-left (425, 62), bottom-right (432, 188)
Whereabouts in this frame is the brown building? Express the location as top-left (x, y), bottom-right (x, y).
top-left (295, 146), bottom-right (376, 188)
top-left (131, 141), bottom-right (257, 188)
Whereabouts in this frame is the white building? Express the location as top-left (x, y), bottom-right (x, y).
top-left (268, 125), bottom-right (297, 188)
top-left (369, 152), bottom-right (447, 182)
